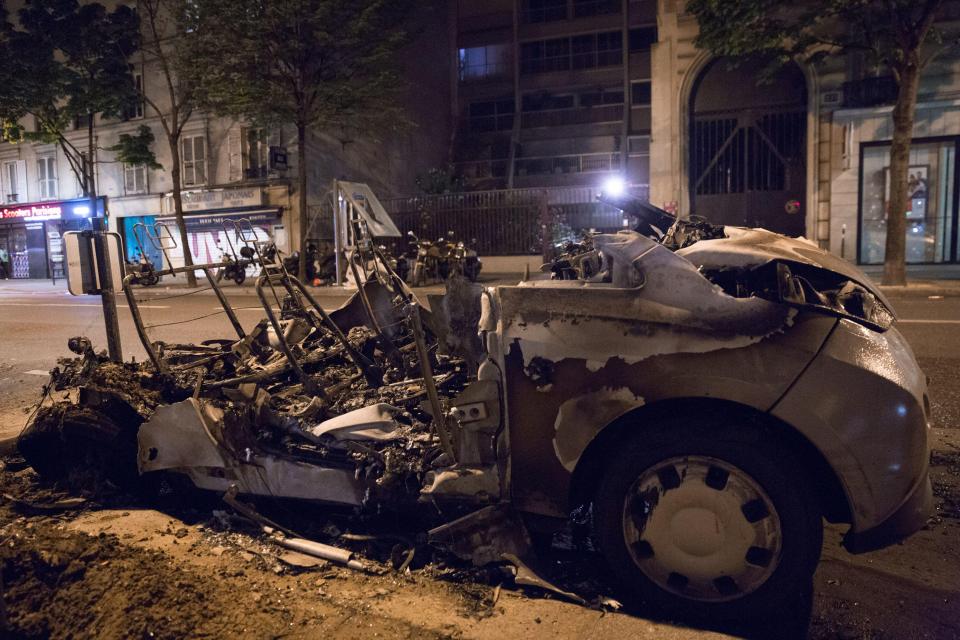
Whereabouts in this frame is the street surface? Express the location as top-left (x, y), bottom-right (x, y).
top-left (1, 278), bottom-right (959, 639)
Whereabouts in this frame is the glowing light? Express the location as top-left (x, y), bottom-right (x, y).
top-left (73, 205), bottom-right (91, 216)
top-left (601, 176), bottom-right (625, 197)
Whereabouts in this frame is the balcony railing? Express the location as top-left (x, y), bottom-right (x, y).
top-left (459, 61), bottom-right (512, 82)
top-left (522, 104), bottom-right (623, 128)
top-left (515, 152), bottom-right (621, 176)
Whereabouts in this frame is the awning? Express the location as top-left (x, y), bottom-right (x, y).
top-left (156, 208), bottom-right (282, 231)
top-left (338, 181), bottom-right (401, 238)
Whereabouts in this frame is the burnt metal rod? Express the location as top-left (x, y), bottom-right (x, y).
top-left (202, 267), bottom-right (245, 339)
top-left (123, 274), bottom-right (164, 372)
top-left (255, 274), bottom-right (323, 397)
top-left (347, 252), bottom-right (404, 364)
top-left (406, 303), bottom-right (456, 462)
top-left (290, 276), bottom-right (383, 386)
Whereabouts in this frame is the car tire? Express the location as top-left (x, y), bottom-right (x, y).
top-left (592, 419), bottom-right (822, 622)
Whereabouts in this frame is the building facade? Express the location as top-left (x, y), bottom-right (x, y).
top-left (452, 0), bottom-right (960, 272)
top-left (452, 0), bottom-right (657, 191)
top-left (0, 0), bottom-right (452, 279)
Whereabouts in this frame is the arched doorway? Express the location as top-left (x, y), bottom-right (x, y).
top-left (689, 58), bottom-right (808, 235)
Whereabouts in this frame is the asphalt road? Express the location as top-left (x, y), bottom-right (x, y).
top-left (0, 280), bottom-right (959, 638)
top-left (1, 281), bottom-right (959, 436)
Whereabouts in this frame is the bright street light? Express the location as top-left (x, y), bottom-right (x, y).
top-left (601, 176), bottom-right (625, 197)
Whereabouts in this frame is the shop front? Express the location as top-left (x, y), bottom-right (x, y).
top-left (0, 197), bottom-right (105, 279)
top-left (154, 187), bottom-right (283, 274)
top-left (858, 136), bottom-right (959, 265)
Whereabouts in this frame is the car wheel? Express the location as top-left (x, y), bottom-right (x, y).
top-left (593, 421), bottom-right (822, 621)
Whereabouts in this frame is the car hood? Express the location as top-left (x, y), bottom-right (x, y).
top-left (676, 227), bottom-right (894, 312)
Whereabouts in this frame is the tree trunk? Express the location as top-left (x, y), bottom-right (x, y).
top-left (882, 60), bottom-right (921, 286)
top-left (87, 114), bottom-right (97, 216)
top-left (297, 122), bottom-right (308, 281)
top-left (169, 133), bottom-right (197, 287)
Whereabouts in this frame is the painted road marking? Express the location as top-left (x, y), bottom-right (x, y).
top-left (898, 319), bottom-right (960, 324)
top-left (24, 370), bottom-right (49, 376)
top-left (0, 302), bottom-right (169, 309)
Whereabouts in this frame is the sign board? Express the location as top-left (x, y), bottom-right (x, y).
top-left (337, 181), bottom-right (401, 238)
top-left (0, 196), bottom-right (105, 221)
top-left (173, 187), bottom-right (263, 212)
top-left (63, 231), bottom-right (125, 296)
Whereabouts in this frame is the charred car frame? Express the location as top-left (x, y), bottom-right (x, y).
top-left (18, 200), bottom-right (932, 621)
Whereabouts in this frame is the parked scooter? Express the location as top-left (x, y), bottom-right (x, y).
top-left (547, 236), bottom-right (600, 280)
top-left (125, 250), bottom-right (161, 286)
top-left (216, 245), bottom-right (255, 285)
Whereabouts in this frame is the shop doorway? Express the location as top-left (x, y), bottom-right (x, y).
top-left (689, 57), bottom-right (808, 236)
top-left (0, 227), bottom-right (30, 278)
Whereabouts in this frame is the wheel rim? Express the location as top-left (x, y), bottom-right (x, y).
top-left (622, 455), bottom-right (782, 602)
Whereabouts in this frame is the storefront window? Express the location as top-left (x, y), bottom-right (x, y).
top-left (859, 139), bottom-right (957, 264)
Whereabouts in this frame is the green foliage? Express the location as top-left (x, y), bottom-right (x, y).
top-left (108, 126), bottom-right (163, 170)
top-left (686, 0), bottom-right (953, 81)
top-left (0, 0), bottom-right (142, 190)
top-left (416, 166), bottom-right (466, 195)
top-left (184, 0), bottom-right (415, 135)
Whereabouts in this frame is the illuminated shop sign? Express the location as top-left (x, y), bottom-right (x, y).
top-left (0, 197), bottom-right (105, 222)
top-left (1, 204), bottom-right (62, 220)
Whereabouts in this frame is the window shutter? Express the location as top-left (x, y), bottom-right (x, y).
top-left (195, 137), bottom-right (206, 184)
top-left (15, 160), bottom-right (27, 202)
top-left (228, 128), bottom-right (242, 182)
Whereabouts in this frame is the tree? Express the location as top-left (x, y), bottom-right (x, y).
top-left (687, 0), bottom-right (957, 285)
top-left (185, 0), bottom-right (413, 278)
top-left (0, 0), bottom-right (139, 219)
top-left (123, 0), bottom-right (201, 286)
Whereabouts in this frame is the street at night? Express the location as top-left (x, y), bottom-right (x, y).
top-left (1, 278), bottom-right (959, 639)
top-left (4, 0), bottom-right (960, 638)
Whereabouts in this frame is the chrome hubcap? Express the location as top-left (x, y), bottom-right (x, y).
top-left (622, 455), bottom-right (782, 602)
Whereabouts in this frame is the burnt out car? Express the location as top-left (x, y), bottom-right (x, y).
top-left (17, 201), bottom-right (931, 622)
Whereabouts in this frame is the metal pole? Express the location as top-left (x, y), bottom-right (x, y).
top-left (332, 179), bottom-right (343, 286)
top-left (92, 217), bottom-right (122, 362)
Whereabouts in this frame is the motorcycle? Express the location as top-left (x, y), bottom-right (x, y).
top-left (407, 231), bottom-right (443, 286)
top-left (125, 251), bottom-right (161, 286)
top-left (216, 245), bottom-right (254, 285)
top-left (445, 231), bottom-right (482, 282)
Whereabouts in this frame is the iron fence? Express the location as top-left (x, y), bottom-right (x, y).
top-left (378, 185), bottom-right (649, 256)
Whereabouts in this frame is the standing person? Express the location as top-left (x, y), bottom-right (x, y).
top-left (0, 245), bottom-right (9, 279)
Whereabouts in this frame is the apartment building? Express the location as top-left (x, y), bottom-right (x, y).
top-left (452, 0), bottom-right (657, 192)
top-left (0, 1), bottom-right (451, 279)
top-left (651, 2), bottom-right (960, 273)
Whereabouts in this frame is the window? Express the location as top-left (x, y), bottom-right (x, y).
top-left (124, 163), bottom-right (148, 194)
top-left (573, 0), bottom-right (619, 18)
top-left (73, 114), bottom-right (92, 130)
top-left (468, 99), bottom-right (514, 132)
top-left (244, 128), bottom-right (269, 179)
top-left (123, 72), bottom-right (145, 120)
top-left (522, 0), bottom-right (566, 23)
top-left (37, 155), bottom-right (58, 200)
top-left (520, 38), bottom-right (570, 74)
top-left (628, 135), bottom-right (650, 156)
top-left (629, 27), bottom-right (658, 52)
top-left (524, 32), bottom-right (621, 74)
top-left (181, 135), bottom-right (206, 186)
top-left (859, 139), bottom-right (958, 264)
top-left (579, 88), bottom-right (623, 107)
top-left (459, 44), bottom-right (510, 81)
top-left (631, 81), bottom-right (651, 106)
top-left (3, 161), bottom-right (21, 203)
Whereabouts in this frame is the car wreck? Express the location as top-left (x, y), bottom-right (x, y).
top-left (16, 197), bottom-right (932, 621)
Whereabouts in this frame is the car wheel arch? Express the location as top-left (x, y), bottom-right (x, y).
top-left (567, 397), bottom-right (852, 525)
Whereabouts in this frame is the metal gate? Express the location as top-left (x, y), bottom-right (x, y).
top-left (690, 107), bottom-right (806, 235)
